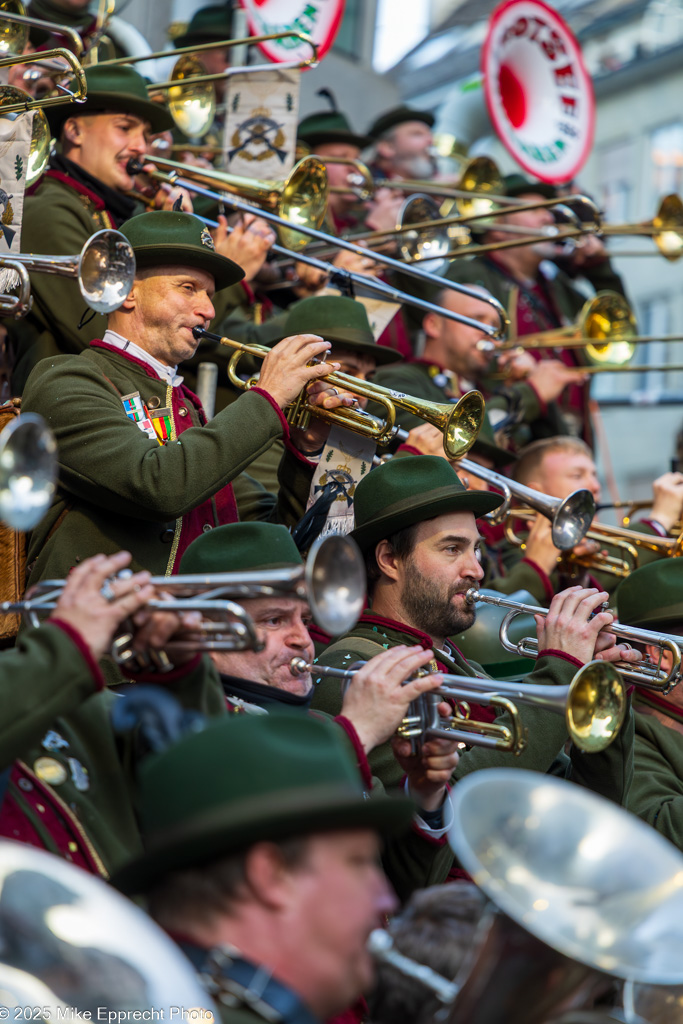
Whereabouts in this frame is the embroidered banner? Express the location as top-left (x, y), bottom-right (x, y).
top-left (222, 69), bottom-right (300, 181)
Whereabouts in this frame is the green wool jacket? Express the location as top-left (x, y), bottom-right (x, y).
top-left (0, 621), bottom-right (225, 877)
top-left (22, 342), bottom-right (314, 584)
top-left (10, 167), bottom-right (239, 394)
top-left (310, 613), bottom-right (634, 806)
top-left (627, 701), bottom-right (683, 850)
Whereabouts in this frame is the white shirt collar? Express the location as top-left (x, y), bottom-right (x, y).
top-left (102, 329), bottom-right (184, 388)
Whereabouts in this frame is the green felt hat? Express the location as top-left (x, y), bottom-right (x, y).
top-left (471, 415), bottom-right (517, 468)
top-left (504, 173), bottom-right (557, 200)
top-left (121, 211), bottom-right (244, 291)
top-left (298, 110), bottom-right (372, 151)
top-left (173, 3), bottom-right (233, 48)
top-left (614, 559), bottom-right (683, 630)
top-left (180, 522), bottom-right (302, 575)
top-left (367, 105), bottom-right (435, 141)
top-left (112, 711), bottom-right (414, 893)
top-left (47, 64), bottom-right (174, 137)
top-left (351, 455), bottom-right (503, 553)
top-left (276, 295), bottom-right (398, 365)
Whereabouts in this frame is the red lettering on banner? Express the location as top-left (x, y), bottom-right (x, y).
top-left (554, 63), bottom-right (577, 88)
top-left (560, 95), bottom-right (577, 116)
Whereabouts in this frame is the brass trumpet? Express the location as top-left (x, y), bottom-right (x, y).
top-left (192, 326), bottom-right (485, 460)
top-left (294, 658), bottom-right (626, 753)
top-left (465, 588), bottom-right (682, 693)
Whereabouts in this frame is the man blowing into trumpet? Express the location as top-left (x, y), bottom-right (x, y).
top-left (311, 455), bottom-right (637, 802)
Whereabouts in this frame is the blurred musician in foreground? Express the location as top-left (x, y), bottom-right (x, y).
top-left (0, 549), bottom-right (224, 875)
top-left (178, 521), bottom-right (460, 897)
top-left (444, 173), bottom-right (628, 443)
top-left (510, 436), bottom-right (683, 593)
top-left (113, 711), bottom-right (408, 1024)
top-left (310, 456), bottom-right (636, 798)
top-left (366, 105), bottom-right (437, 183)
top-left (616, 560), bottom-right (683, 850)
top-left (10, 64), bottom-right (274, 393)
top-left (28, 0), bottom-right (153, 60)
top-left (22, 211), bottom-right (351, 594)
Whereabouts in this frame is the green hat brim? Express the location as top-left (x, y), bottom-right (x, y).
top-left (112, 785), bottom-right (414, 894)
top-left (133, 243), bottom-right (244, 291)
top-left (298, 128), bottom-right (373, 151)
top-left (268, 327), bottom-right (399, 365)
top-left (47, 90), bottom-right (173, 138)
top-left (351, 485), bottom-right (503, 553)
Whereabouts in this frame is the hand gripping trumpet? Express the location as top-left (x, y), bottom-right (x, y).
top-left (192, 326), bottom-right (485, 460)
top-left (465, 588), bottom-right (682, 694)
top-left (291, 658), bottom-right (626, 753)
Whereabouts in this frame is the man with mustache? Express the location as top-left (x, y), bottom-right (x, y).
top-left (310, 456), bottom-right (637, 800)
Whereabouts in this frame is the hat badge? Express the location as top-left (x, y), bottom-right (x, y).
top-left (200, 227), bottom-right (215, 250)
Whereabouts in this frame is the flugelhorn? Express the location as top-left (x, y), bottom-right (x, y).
top-left (128, 155), bottom-right (509, 338)
top-left (465, 588), bottom-right (682, 693)
top-left (294, 658), bottom-right (626, 753)
top-left (456, 457), bottom-right (595, 550)
top-left (192, 326), bottom-right (485, 460)
top-left (0, 228), bottom-right (136, 316)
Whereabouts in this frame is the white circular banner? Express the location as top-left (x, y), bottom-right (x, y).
top-left (238, 0), bottom-right (346, 64)
top-left (482, 0), bottom-right (595, 183)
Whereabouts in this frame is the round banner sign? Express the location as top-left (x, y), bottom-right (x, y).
top-left (482, 0), bottom-right (595, 183)
top-left (238, 0), bottom-right (346, 65)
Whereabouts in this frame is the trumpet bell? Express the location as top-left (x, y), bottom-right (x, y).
top-left (653, 193), bottom-right (683, 261)
top-left (305, 533), bottom-right (366, 636)
top-left (78, 229), bottom-right (136, 313)
top-left (0, 412), bottom-right (56, 530)
top-left (552, 488), bottom-right (596, 548)
top-left (0, 84), bottom-right (50, 186)
top-left (582, 292), bottom-right (637, 367)
top-left (566, 661), bottom-right (626, 753)
top-left (164, 54), bottom-right (215, 139)
top-left (444, 390), bottom-right (485, 460)
top-left (397, 194), bottom-right (452, 262)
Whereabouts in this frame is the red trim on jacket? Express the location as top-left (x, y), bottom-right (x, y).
top-left (49, 618), bottom-right (106, 691)
top-left (521, 557), bottom-right (555, 602)
top-left (334, 716), bottom-right (373, 790)
top-left (537, 648), bottom-right (583, 669)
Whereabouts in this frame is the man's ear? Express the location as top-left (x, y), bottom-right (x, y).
top-left (422, 310), bottom-right (440, 340)
top-left (376, 139), bottom-right (394, 161)
top-left (62, 117), bottom-right (83, 147)
top-left (243, 842), bottom-right (304, 912)
top-left (116, 281), bottom-right (139, 312)
top-left (375, 539), bottom-right (401, 582)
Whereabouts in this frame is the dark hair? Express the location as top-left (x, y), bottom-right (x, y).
top-left (368, 882), bottom-right (485, 1024)
top-left (364, 521), bottom-right (422, 597)
top-left (146, 837), bottom-right (310, 933)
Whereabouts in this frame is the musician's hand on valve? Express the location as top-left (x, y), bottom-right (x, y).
top-left (128, 597), bottom-right (203, 668)
top-left (257, 334), bottom-right (339, 409)
top-left (290, 377), bottom-right (359, 453)
top-left (48, 551), bottom-right (154, 664)
top-left (650, 471), bottom-right (683, 533)
top-left (213, 213), bottom-right (276, 283)
top-left (534, 586), bottom-right (616, 663)
top-left (393, 730), bottom-right (460, 813)
top-left (339, 645), bottom-right (444, 753)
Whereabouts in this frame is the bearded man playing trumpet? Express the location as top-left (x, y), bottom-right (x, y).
top-left (311, 455), bottom-right (637, 803)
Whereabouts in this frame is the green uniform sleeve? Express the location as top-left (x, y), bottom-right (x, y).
top-left (22, 358), bottom-right (288, 521)
top-left (627, 714), bottom-right (683, 849)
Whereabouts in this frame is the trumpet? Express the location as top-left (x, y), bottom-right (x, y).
top-left (456, 457), bottom-right (596, 550)
top-left (192, 326), bottom-right (485, 460)
top-left (294, 658), bottom-right (626, 753)
top-left (0, 228), bottom-right (136, 318)
top-left (11, 533), bottom-right (366, 643)
top-left (465, 588), bottom-right (682, 693)
top-left (128, 155), bottom-right (509, 338)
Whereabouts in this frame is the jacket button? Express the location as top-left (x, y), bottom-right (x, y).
top-left (160, 528), bottom-right (175, 543)
top-left (202, 523), bottom-right (213, 533)
top-left (147, 396), bottom-right (161, 410)
top-left (178, 407), bottom-right (188, 417)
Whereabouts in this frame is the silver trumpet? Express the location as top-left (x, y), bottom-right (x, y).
top-left (294, 657), bottom-right (626, 753)
top-left (457, 457), bottom-right (596, 550)
top-left (466, 587), bottom-right (682, 693)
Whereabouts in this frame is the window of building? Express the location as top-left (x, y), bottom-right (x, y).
top-left (596, 138), bottom-right (634, 226)
top-left (334, 0), bottom-right (363, 59)
top-left (649, 122), bottom-right (683, 203)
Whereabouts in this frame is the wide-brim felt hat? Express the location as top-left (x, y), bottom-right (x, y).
top-left (112, 712), bottom-right (414, 893)
top-left (298, 110), bottom-right (372, 152)
top-left (180, 522), bottom-right (303, 574)
top-left (173, 3), bottom-right (233, 48)
top-left (274, 295), bottom-right (399, 365)
top-left (121, 211), bottom-right (244, 291)
top-left (46, 64), bottom-right (174, 137)
top-left (504, 173), bottom-right (557, 200)
top-left (351, 455), bottom-right (503, 553)
top-left (615, 558), bottom-right (683, 630)
top-left (367, 105), bottom-right (435, 141)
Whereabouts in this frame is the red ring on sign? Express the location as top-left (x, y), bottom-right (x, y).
top-left (238, 0), bottom-right (346, 65)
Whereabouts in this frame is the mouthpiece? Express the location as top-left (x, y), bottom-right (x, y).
top-left (465, 587), bottom-right (481, 605)
top-left (126, 157), bottom-right (145, 176)
top-left (290, 657), bottom-right (311, 676)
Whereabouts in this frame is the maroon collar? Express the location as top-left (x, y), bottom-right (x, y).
top-left (43, 168), bottom-right (107, 210)
top-left (90, 340), bottom-right (207, 419)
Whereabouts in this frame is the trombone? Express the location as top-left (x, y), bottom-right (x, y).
top-left (294, 657), bottom-right (626, 753)
top-left (129, 154), bottom-right (509, 338)
top-left (0, 228), bottom-right (136, 317)
top-left (0, 0), bottom-right (83, 56)
top-left (456, 457), bottom-right (596, 550)
top-left (192, 325), bottom-right (485, 460)
top-left (0, 47), bottom-right (86, 111)
top-left (465, 588), bottom-right (683, 693)
top-left (599, 194), bottom-right (683, 261)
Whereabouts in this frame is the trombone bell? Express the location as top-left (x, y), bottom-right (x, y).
top-left (163, 54), bottom-right (216, 140)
